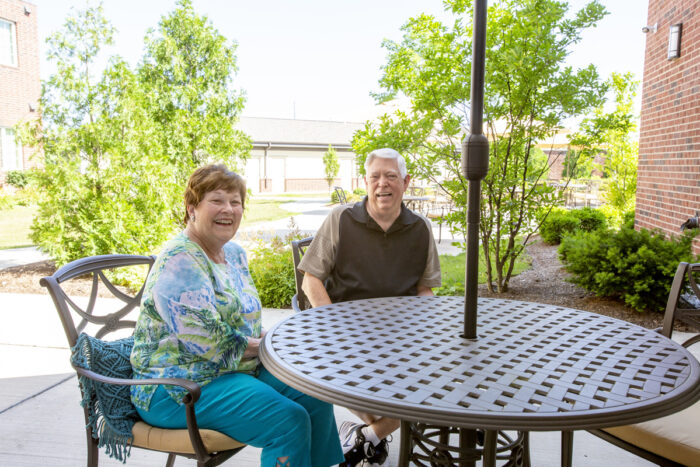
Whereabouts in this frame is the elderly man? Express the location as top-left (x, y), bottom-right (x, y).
top-left (298, 148), bottom-right (441, 466)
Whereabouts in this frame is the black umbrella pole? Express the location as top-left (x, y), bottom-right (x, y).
top-left (462, 0), bottom-right (489, 339)
top-left (464, 179), bottom-right (482, 338)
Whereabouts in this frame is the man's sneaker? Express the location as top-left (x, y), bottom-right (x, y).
top-left (339, 421), bottom-right (375, 467)
top-left (365, 436), bottom-right (390, 466)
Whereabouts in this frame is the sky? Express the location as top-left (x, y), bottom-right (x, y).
top-left (29, 0), bottom-right (648, 123)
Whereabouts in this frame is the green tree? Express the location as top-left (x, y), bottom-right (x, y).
top-left (19, 1), bottom-right (249, 266)
top-left (352, 0), bottom-right (607, 292)
top-left (139, 0), bottom-right (250, 184)
top-left (561, 149), bottom-right (593, 179)
top-left (567, 72), bottom-right (639, 226)
top-left (599, 73), bottom-right (639, 211)
top-left (323, 144), bottom-right (340, 191)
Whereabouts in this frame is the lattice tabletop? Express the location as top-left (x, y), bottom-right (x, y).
top-left (260, 296), bottom-right (700, 431)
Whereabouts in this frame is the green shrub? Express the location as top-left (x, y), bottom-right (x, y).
top-left (248, 223), bottom-right (304, 308)
top-left (622, 210), bottom-right (635, 228)
top-left (0, 188), bottom-right (16, 210)
top-left (570, 207), bottom-right (607, 232)
top-left (331, 188), bottom-right (365, 205)
top-left (559, 225), bottom-right (697, 312)
top-left (14, 185), bottom-right (40, 206)
top-left (539, 207), bottom-right (607, 244)
top-left (539, 209), bottom-right (578, 244)
top-left (248, 241), bottom-right (296, 309)
top-left (5, 170), bottom-right (29, 188)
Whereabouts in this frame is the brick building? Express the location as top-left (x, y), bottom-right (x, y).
top-left (636, 0), bottom-right (700, 254)
top-left (0, 0), bottom-right (39, 178)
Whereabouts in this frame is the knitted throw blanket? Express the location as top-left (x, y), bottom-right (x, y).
top-left (71, 333), bottom-right (138, 463)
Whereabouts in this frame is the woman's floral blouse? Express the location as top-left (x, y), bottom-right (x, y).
top-left (130, 232), bottom-right (262, 410)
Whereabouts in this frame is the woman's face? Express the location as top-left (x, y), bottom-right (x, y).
top-left (189, 189), bottom-right (243, 248)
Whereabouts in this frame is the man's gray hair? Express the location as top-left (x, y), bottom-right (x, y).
top-left (364, 148), bottom-right (408, 178)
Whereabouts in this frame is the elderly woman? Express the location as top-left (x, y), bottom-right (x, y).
top-left (130, 164), bottom-right (343, 467)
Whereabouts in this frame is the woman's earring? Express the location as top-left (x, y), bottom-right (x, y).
top-left (191, 214), bottom-right (196, 222)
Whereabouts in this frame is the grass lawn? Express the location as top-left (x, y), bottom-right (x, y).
top-left (244, 199), bottom-right (301, 225)
top-left (0, 205), bottom-right (36, 249)
top-left (438, 250), bottom-right (530, 295)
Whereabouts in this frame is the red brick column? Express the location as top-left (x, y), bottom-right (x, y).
top-left (636, 0), bottom-right (700, 254)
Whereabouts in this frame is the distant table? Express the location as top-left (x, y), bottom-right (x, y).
top-left (260, 296), bottom-right (700, 466)
top-left (403, 195), bottom-right (430, 212)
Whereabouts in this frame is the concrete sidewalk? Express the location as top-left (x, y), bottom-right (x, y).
top-left (0, 246), bottom-right (49, 270)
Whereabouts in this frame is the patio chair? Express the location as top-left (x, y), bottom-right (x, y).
top-left (291, 236), bottom-right (315, 311)
top-left (40, 254), bottom-right (246, 467)
top-left (333, 186), bottom-right (348, 205)
top-left (588, 261), bottom-right (700, 466)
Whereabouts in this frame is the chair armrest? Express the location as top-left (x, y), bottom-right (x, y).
top-left (73, 365), bottom-right (218, 459)
top-left (73, 365), bottom-right (201, 404)
top-left (291, 294), bottom-right (302, 313)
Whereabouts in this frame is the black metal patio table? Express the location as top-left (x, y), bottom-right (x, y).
top-left (259, 296), bottom-right (700, 466)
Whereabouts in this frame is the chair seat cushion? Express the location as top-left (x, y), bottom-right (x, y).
top-left (132, 421), bottom-right (245, 454)
top-left (602, 400), bottom-right (700, 466)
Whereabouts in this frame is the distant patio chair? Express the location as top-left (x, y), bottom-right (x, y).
top-left (291, 236), bottom-right (315, 312)
top-left (333, 186), bottom-right (347, 205)
top-left (408, 186), bottom-right (425, 197)
top-left (588, 261), bottom-right (700, 466)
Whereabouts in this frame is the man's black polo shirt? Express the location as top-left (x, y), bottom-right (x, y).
top-left (298, 198), bottom-right (441, 303)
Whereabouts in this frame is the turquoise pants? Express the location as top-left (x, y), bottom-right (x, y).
top-left (136, 366), bottom-right (344, 467)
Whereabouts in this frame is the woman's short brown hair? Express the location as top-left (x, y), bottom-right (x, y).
top-left (184, 164), bottom-right (246, 224)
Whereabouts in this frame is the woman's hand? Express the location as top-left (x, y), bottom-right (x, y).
top-left (243, 330), bottom-right (267, 358)
top-left (243, 337), bottom-right (261, 358)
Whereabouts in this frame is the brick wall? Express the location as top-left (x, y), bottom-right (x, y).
top-left (636, 0), bottom-right (700, 254)
top-left (0, 0), bottom-right (40, 174)
top-left (545, 149), bottom-right (567, 180)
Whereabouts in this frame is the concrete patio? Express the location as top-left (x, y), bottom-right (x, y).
top-left (0, 197), bottom-right (675, 465)
top-left (0, 291), bottom-right (664, 466)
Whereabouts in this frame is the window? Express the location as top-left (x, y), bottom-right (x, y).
top-left (1, 127), bottom-right (23, 171)
top-left (0, 18), bottom-right (17, 67)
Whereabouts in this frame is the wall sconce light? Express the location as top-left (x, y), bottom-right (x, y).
top-left (28, 103), bottom-right (36, 112)
top-left (24, 6), bottom-right (31, 15)
top-left (668, 23), bottom-right (682, 60)
top-left (642, 23), bottom-right (657, 34)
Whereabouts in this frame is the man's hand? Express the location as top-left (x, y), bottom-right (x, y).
top-left (302, 272), bottom-right (332, 308)
top-left (417, 285), bottom-right (434, 296)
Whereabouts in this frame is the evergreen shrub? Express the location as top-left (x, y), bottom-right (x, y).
top-left (248, 240), bottom-right (296, 309)
top-left (5, 170), bottom-right (29, 188)
top-left (248, 223), bottom-right (304, 309)
top-left (540, 207), bottom-right (606, 244)
top-left (571, 207), bottom-right (606, 232)
top-left (559, 225), bottom-right (697, 312)
top-left (539, 208), bottom-right (578, 244)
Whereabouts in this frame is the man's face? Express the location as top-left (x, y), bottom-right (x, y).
top-left (365, 157), bottom-right (410, 218)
